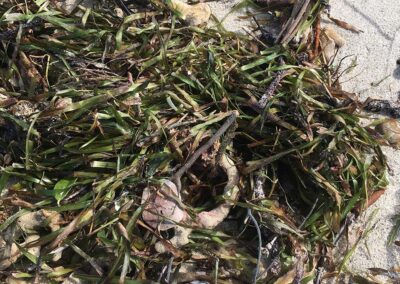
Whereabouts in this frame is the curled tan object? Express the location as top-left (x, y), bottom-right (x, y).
top-left (196, 155), bottom-right (240, 229)
top-left (0, 241), bottom-right (19, 270)
top-left (0, 210), bottom-right (63, 269)
top-left (25, 234), bottom-right (41, 258)
top-left (376, 119), bottom-right (400, 147)
top-left (17, 210), bottom-right (62, 234)
top-left (155, 226), bottom-right (192, 253)
top-left (142, 180), bottom-right (185, 231)
top-left (152, 154), bottom-right (240, 252)
top-left (169, 0), bottom-right (211, 26)
top-left (6, 276), bottom-right (50, 284)
top-left (320, 35), bottom-right (336, 61)
top-left (0, 235), bottom-right (40, 270)
top-left (42, 210), bottom-right (63, 232)
top-left (16, 210), bottom-right (47, 234)
top-left (322, 26), bottom-right (346, 47)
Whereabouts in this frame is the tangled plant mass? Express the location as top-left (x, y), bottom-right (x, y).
top-left (0, 0), bottom-right (390, 283)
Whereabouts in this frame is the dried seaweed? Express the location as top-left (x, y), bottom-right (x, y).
top-left (0, 0), bottom-right (389, 283)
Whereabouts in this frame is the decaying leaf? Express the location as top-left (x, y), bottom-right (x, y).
top-left (320, 33), bottom-right (336, 61)
top-left (54, 97), bottom-right (73, 111)
top-left (17, 51), bottom-right (47, 94)
top-left (9, 101), bottom-right (36, 117)
top-left (142, 180), bottom-right (185, 230)
top-left (323, 26), bottom-right (346, 47)
top-left (375, 119), bottom-right (400, 147)
top-left (195, 155), bottom-right (240, 229)
top-left (150, 154), bottom-right (240, 252)
top-left (168, 0), bottom-right (211, 26)
top-left (274, 268), bottom-right (296, 284)
top-left (0, 94), bottom-right (17, 108)
top-left (0, 210), bottom-right (63, 269)
top-left (329, 16), bottom-right (364, 34)
top-left (54, 0), bottom-right (84, 15)
top-left (319, 25), bottom-right (346, 61)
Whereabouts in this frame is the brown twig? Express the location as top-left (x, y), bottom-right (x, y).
top-left (276, 0), bottom-right (311, 44)
top-left (215, 119), bottom-right (237, 166)
top-left (43, 209), bottom-right (91, 253)
top-left (328, 16), bottom-right (363, 34)
top-left (246, 94), bottom-right (302, 132)
top-left (113, 0), bottom-right (132, 15)
top-left (7, 196), bottom-right (36, 209)
top-left (311, 15), bottom-right (321, 61)
top-left (355, 189), bottom-right (386, 214)
top-left (172, 111), bottom-right (238, 191)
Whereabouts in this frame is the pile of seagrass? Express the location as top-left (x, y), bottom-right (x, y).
top-left (0, 0), bottom-right (389, 283)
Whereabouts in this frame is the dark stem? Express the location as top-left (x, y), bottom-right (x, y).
top-left (172, 112), bottom-right (238, 191)
top-left (363, 99), bottom-right (400, 118)
top-left (215, 119), bottom-right (237, 167)
top-left (247, 208), bottom-right (262, 284)
top-left (257, 57), bottom-right (286, 109)
top-left (0, 17), bottom-right (43, 41)
top-left (113, 0), bottom-right (133, 15)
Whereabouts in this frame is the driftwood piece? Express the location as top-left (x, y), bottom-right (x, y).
top-left (275, 0), bottom-right (312, 44)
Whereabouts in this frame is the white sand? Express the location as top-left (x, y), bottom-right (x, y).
top-left (331, 0), bottom-right (400, 275)
top-left (209, 0), bottom-right (400, 277)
